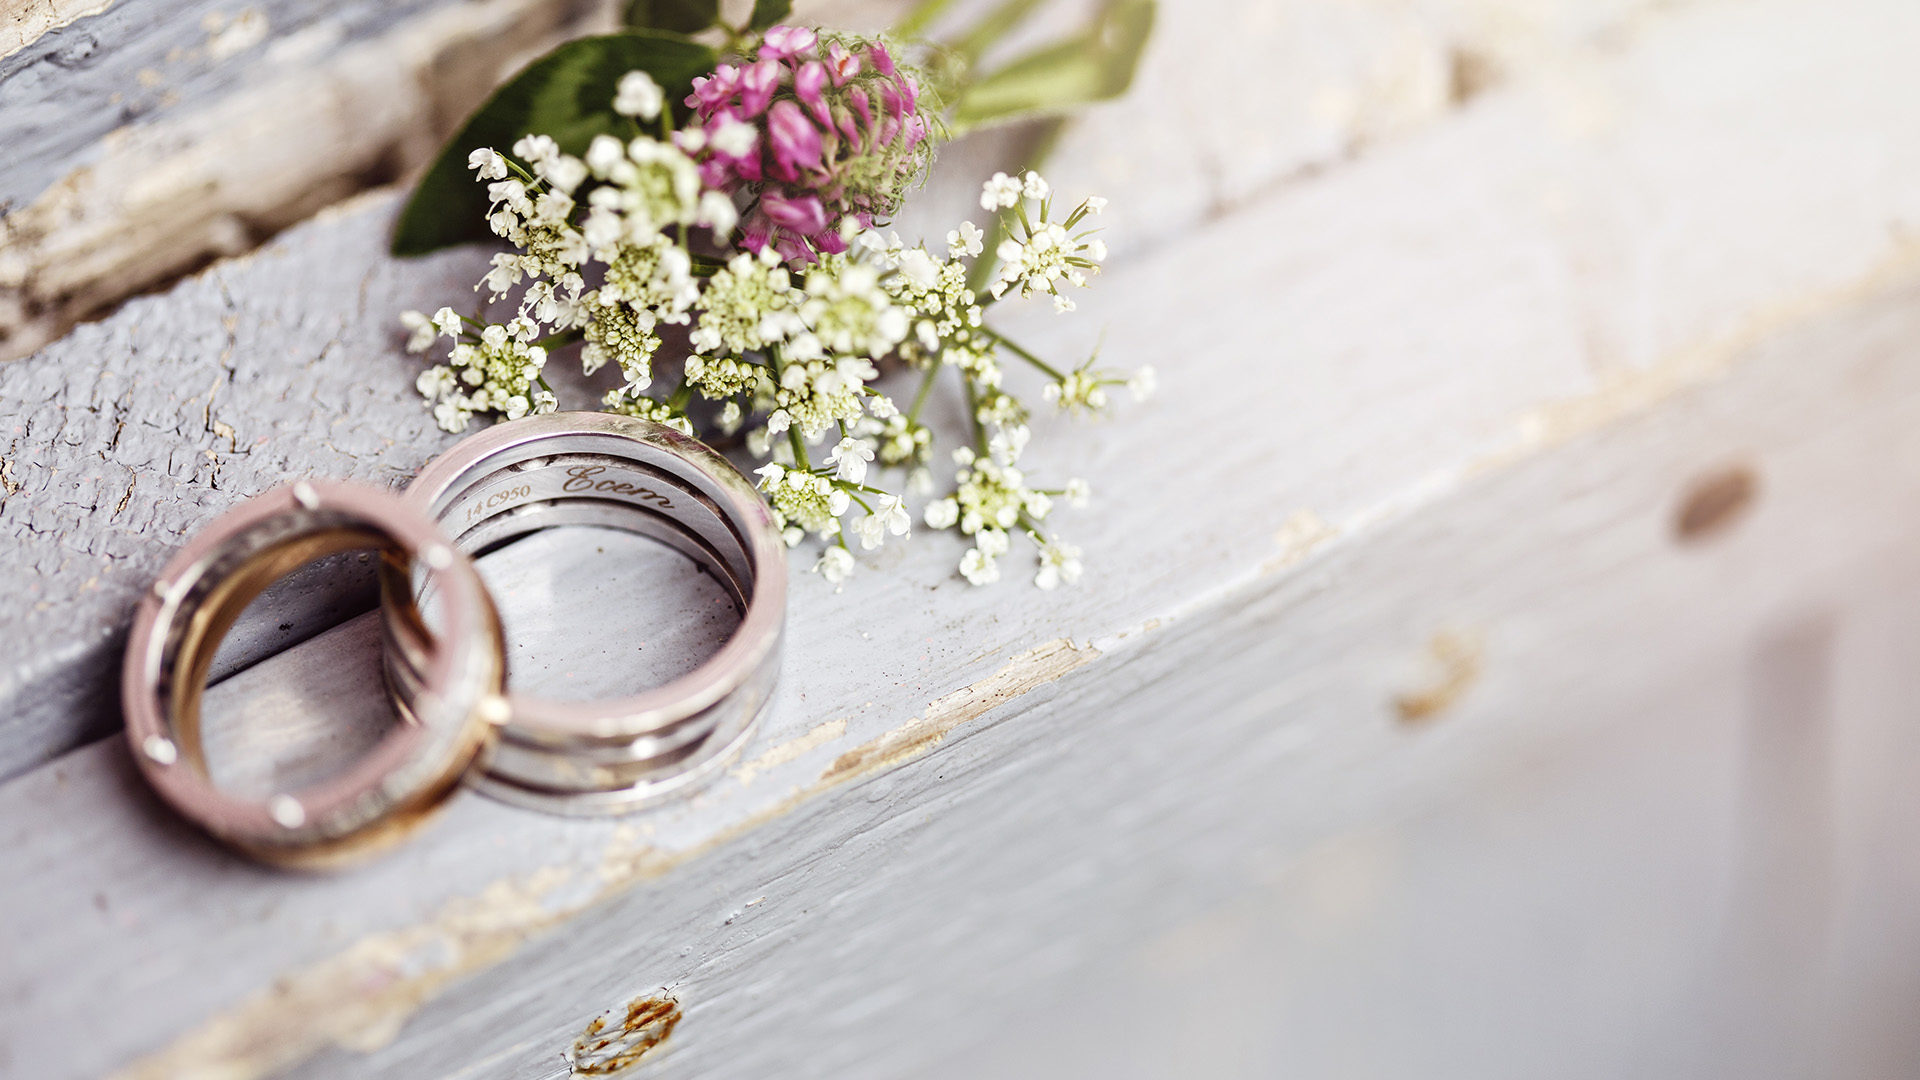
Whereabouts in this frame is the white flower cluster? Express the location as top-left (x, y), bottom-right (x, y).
top-left (404, 66), bottom-right (1152, 589)
top-left (921, 430), bottom-right (1088, 589)
top-left (980, 170), bottom-right (1108, 314)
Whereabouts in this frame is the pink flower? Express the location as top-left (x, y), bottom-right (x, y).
top-left (824, 41), bottom-right (860, 86)
top-left (686, 33), bottom-right (933, 262)
top-left (794, 61), bottom-right (829, 118)
top-left (738, 59), bottom-right (781, 115)
top-left (759, 25), bottom-right (817, 62)
top-left (766, 100), bottom-right (823, 182)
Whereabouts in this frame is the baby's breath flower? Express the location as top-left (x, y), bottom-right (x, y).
top-left (828, 436), bottom-right (874, 484)
top-left (980, 172), bottom-right (1021, 211)
top-left (814, 545), bottom-right (855, 585)
top-left (946, 221), bottom-right (984, 259)
top-left (613, 70), bottom-right (664, 119)
top-left (400, 310), bottom-right (437, 353)
top-left (959, 546), bottom-right (1000, 585)
top-left (467, 148), bottom-right (509, 181)
top-left (985, 174), bottom-right (1107, 312)
top-left (692, 249), bottom-right (796, 356)
top-left (924, 497), bottom-right (958, 529)
top-left (405, 52), bottom-right (1139, 590)
top-left (1129, 365), bottom-right (1157, 402)
top-left (1033, 538), bottom-right (1082, 590)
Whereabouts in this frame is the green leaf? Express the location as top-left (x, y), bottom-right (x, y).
top-left (949, 0), bottom-right (1155, 133)
top-left (747, 0), bottom-right (792, 31)
top-left (622, 0), bottom-right (719, 34)
top-left (393, 32), bottom-right (718, 256)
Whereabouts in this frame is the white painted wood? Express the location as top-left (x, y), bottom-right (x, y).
top-left (4, 0), bottom-right (1920, 1077)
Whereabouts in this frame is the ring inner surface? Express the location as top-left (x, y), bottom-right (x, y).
top-left (411, 448), bottom-right (756, 707)
top-left (167, 524), bottom-right (409, 789)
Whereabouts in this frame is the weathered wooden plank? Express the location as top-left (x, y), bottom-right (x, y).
top-left (11, 263), bottom-right (1920, 1078)
top-left (4, 0), bottom-right (1920, 1075)
top-left (0, 0), bottom-right (611, 359)
top-left (0, 0), bottom-right (1683, 360)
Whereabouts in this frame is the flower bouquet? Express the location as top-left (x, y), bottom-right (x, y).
top-left (394, 0), bottom-right (1155, 588)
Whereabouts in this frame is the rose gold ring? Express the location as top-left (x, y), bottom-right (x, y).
top-left (122, 479), bottom-right (505, 867)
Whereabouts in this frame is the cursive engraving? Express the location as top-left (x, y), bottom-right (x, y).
top-left (562, 465), bottom-right (673, 509)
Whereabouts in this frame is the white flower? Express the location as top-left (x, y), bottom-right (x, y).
top-left (400, 310), bottom-right (437, 353)
top-left (988, 425), bottom-right (1029, 465)
top-left (1034, 539), bottom-right (1083, 590)
top-left (877, 494), bottom-right (911, 537)
top-left (814, 545), bottom-right (855, 584)
top-left (959, 547), bottom-right (1000, 585)
top-left (614, 70), bottom-right (664, 119)
top-left (502, 394), bottom-right (531, 420)
top-left (586, 134), bottom-right (626, 176)
top-left (710, 118), bottom-right (758, 158)
top-left (532, 388), bottom-right (558, 414)
top-left (975, 527), bottom-right (1010, 557)
top-left (1128, 365), bottom-right (1156, 401)
top-left (980, 171), bottom-right (1022, 210)
top-left (539, 154), bottom-right (588, 195)
top-left (697, 190), bottom-right (738, 237)
top-left (1021, 170), bottom-right (1050, 200)
top-left (1084, 195), bottom-right (1107, 214)
top-left (1065, 478), bottom-right (1091, 508)
top-left (1022, 490), bottom-right (1053, 519)
top-left (512, 134), bottom-right (559, 165)
top-left (431, 307), bottom-right (462, 336)
top-left (924, 497), bottom-right (959, 529)
top-left (467, 147), bottom-right (509, 181)
top-left (754, 462), bottom-right (786, 491)
top-left (415, 365), bottom-right (457, 399)
top-left (946, 221), bottom-right (984, 259)
top-left (432, 397), bottom-right (471, 433)
top-left (854, 512), bottom-right (887, 550)
top-left (828, 437), bottom-right (874, 485)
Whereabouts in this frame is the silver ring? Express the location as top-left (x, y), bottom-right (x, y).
top-left (121, 480), bottom-right (505, 867)
top-left (391, 412), bottom-right (787, 816)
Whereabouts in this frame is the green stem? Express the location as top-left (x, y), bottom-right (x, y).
top-left (967, 117), bottom-right (1069, 296)
top-left (893, 0), bottom-right (962, 38)
top-left (984, 328), bottom-right (1065, 380)
top-left (905, 364), bottom-right (941, 423)
top-left (962, 377), bottom-right (986, 453)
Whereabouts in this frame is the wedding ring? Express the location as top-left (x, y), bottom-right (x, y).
top-left (390, 412), bottom-right (787, 816)
top-left (122, 480), bottom-right (505, 867)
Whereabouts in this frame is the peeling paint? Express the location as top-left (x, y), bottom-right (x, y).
top-left (114, 638), bottom-right (1101, 1079)
top-left (821, 639), bottom-right (1100, 785)
top-left (1, 0), bottom-right (116, 61)
top-left (731, 717), bottom-right (846, 786)
top-left (1486, 238), bottom-right (1920, 474)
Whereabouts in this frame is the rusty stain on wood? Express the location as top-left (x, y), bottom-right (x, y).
top-left (566, 994), bottom-right (681, 1076)
top-left (111, 638), bottom-right (1098, 1080)
top-left (1394, 630), bottom-right (1483, 723)
top-left (1673, 463), bottom-right (1759, 542)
